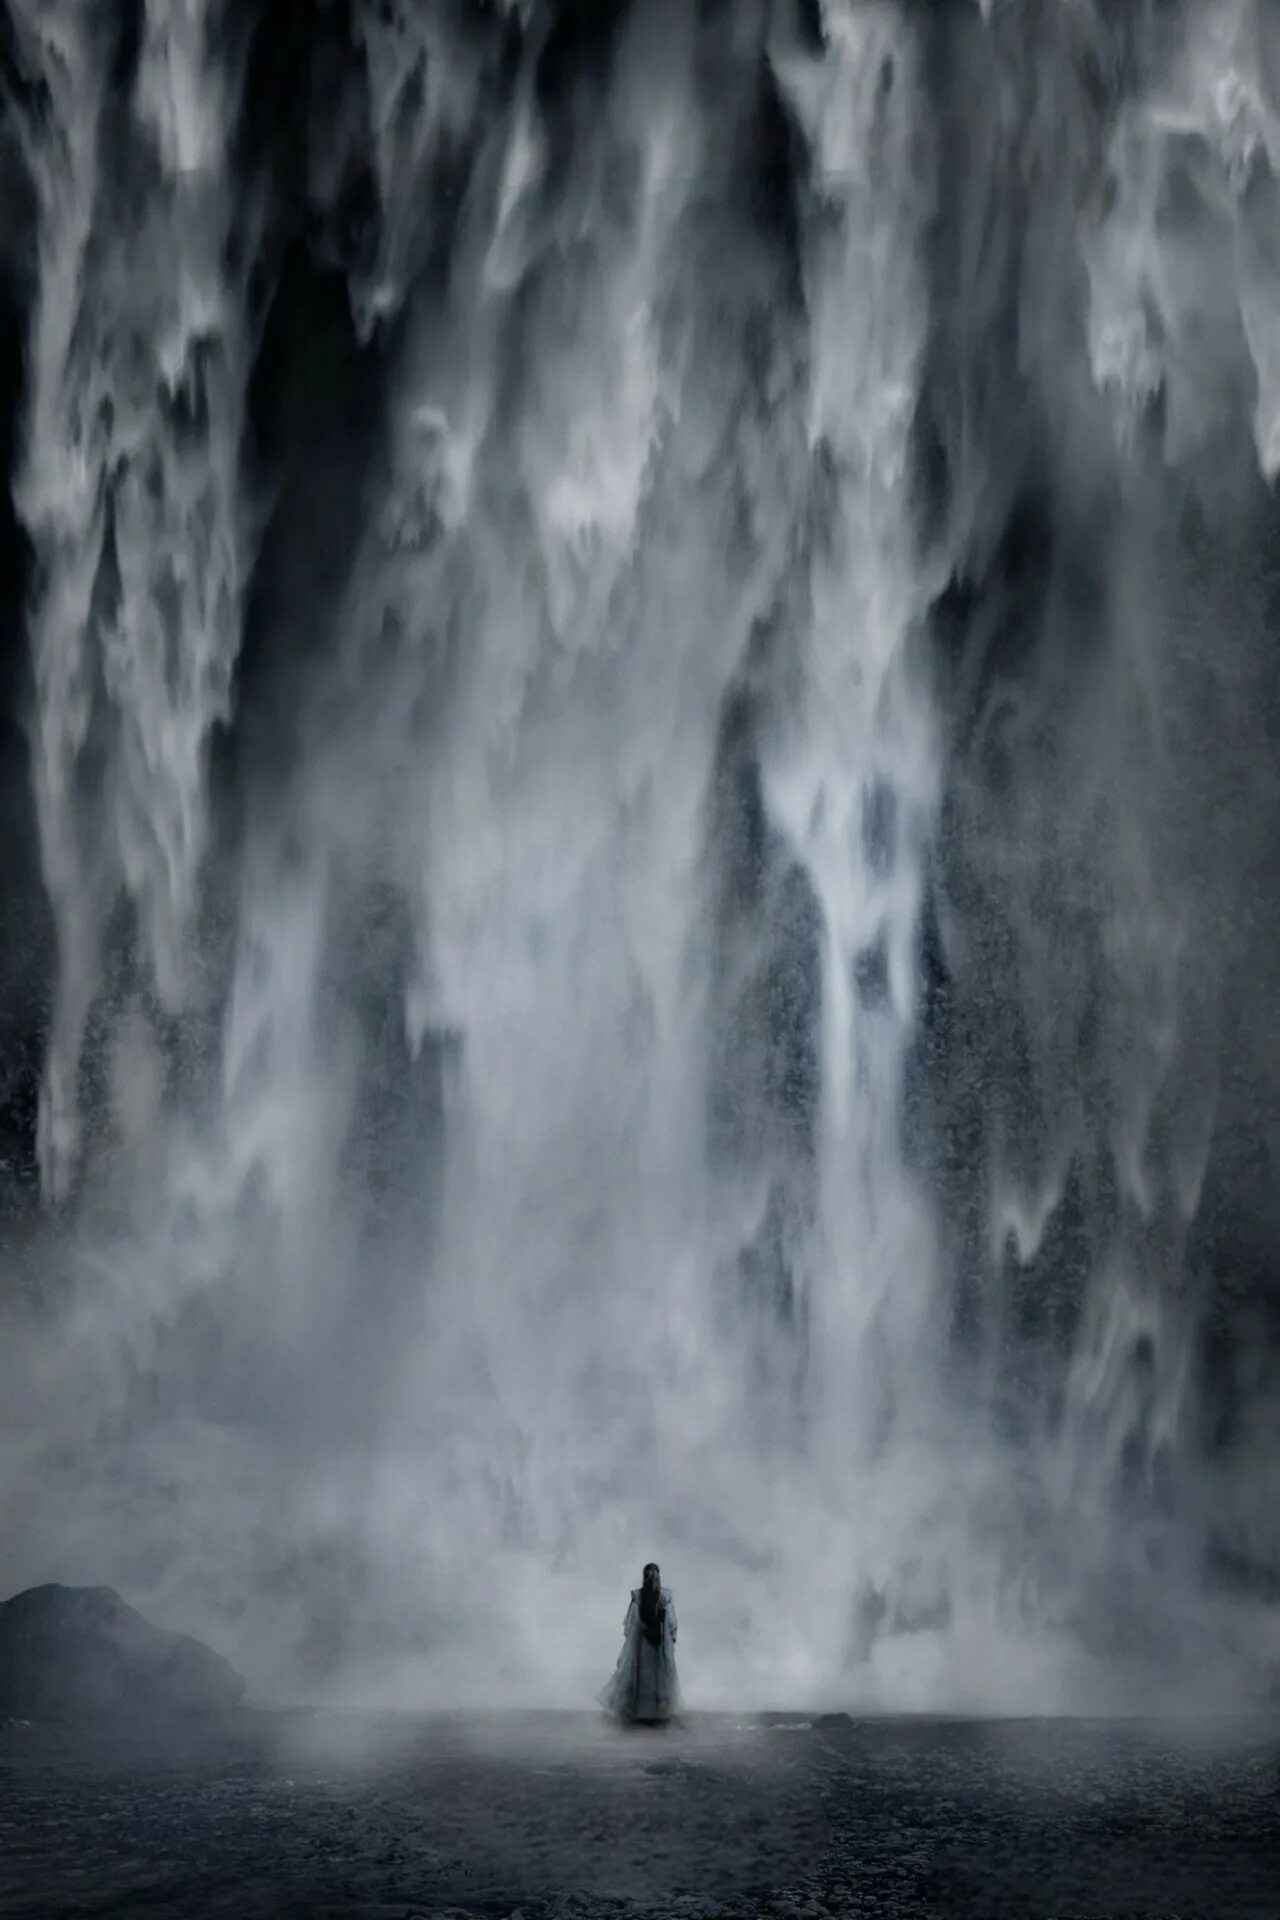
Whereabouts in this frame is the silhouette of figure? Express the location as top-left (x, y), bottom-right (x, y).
top-left (598, 1561), bottom-right (681, 1724)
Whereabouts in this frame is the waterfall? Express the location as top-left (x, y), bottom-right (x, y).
top-left (9, 0), bottom-right (250, 1200)
top-left (0, 0), bottom-right (1278, 1710)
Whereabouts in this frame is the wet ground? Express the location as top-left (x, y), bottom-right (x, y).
top-left (1, 1708), bottom-right (1278, 1918)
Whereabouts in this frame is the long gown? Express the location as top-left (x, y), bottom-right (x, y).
top-left (597, 1586), bottom-right (681, 1722)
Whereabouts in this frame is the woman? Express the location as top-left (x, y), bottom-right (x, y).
top-left (598, 1562), bottom-right (682, 1725)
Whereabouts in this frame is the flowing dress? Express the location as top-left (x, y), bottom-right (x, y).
top-left (598, 1586), bottom-right (681, 1722)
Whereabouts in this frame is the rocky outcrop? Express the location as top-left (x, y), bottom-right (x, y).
top-left (0, 1584), bottom-right (245, 1718)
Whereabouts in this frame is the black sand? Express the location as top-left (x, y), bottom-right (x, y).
top-left (2, 1709), bottom-right (1278, 1917)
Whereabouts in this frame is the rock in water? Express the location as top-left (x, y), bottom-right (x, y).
top-left (0, 1585), bottom-right (245, 1717)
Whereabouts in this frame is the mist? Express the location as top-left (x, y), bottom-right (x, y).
top-left (0, 0), bottom-right (1278, 1715)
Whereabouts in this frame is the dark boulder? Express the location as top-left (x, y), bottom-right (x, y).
top-left (0, 1584), bottom-right (245, 1718)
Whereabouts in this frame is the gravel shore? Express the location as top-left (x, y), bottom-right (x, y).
top-left (1, 1709), bottom-right (1277, 1918)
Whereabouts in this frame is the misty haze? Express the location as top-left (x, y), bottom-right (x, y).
top-left (1, 1), bottom-right (1280, 1915)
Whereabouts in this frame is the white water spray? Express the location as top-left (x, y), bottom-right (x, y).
top-left (2, 0), bottom-right (1279, 1713)
top-left (10, 0), bottom-right (249, 1199)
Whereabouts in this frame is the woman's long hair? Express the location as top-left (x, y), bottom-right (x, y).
top-left (639, 1563), bottom-right (663, 1647)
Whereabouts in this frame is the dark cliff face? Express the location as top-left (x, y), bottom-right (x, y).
top-left (0, 79), bottom-right (43, 1218)
top-left (0, 1583), bottom-right (245, 1715)
top-left (0, 0), bottom-right (1277, 1695)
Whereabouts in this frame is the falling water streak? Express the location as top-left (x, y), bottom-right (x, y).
top-left (765, 7), bottom-right (943, 1636)
top-left (914, 0), bottom-right (1280, 1627)
top-left (1060, 0), bottom-right (1280, 1503)
top-left (11, 0), bottom-right (249, 1200)
top-left (347, 0), bottom-right (517, 342)
top-left (339, 0), bottom-right (806, 1683)
top-left (9, 3), bottom-right (109, 1202)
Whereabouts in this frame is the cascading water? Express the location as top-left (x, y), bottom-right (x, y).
top-left (0, 0), bottom-right (1279, 1710)
top-left (9, 0), bottom-right (249, 1202)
